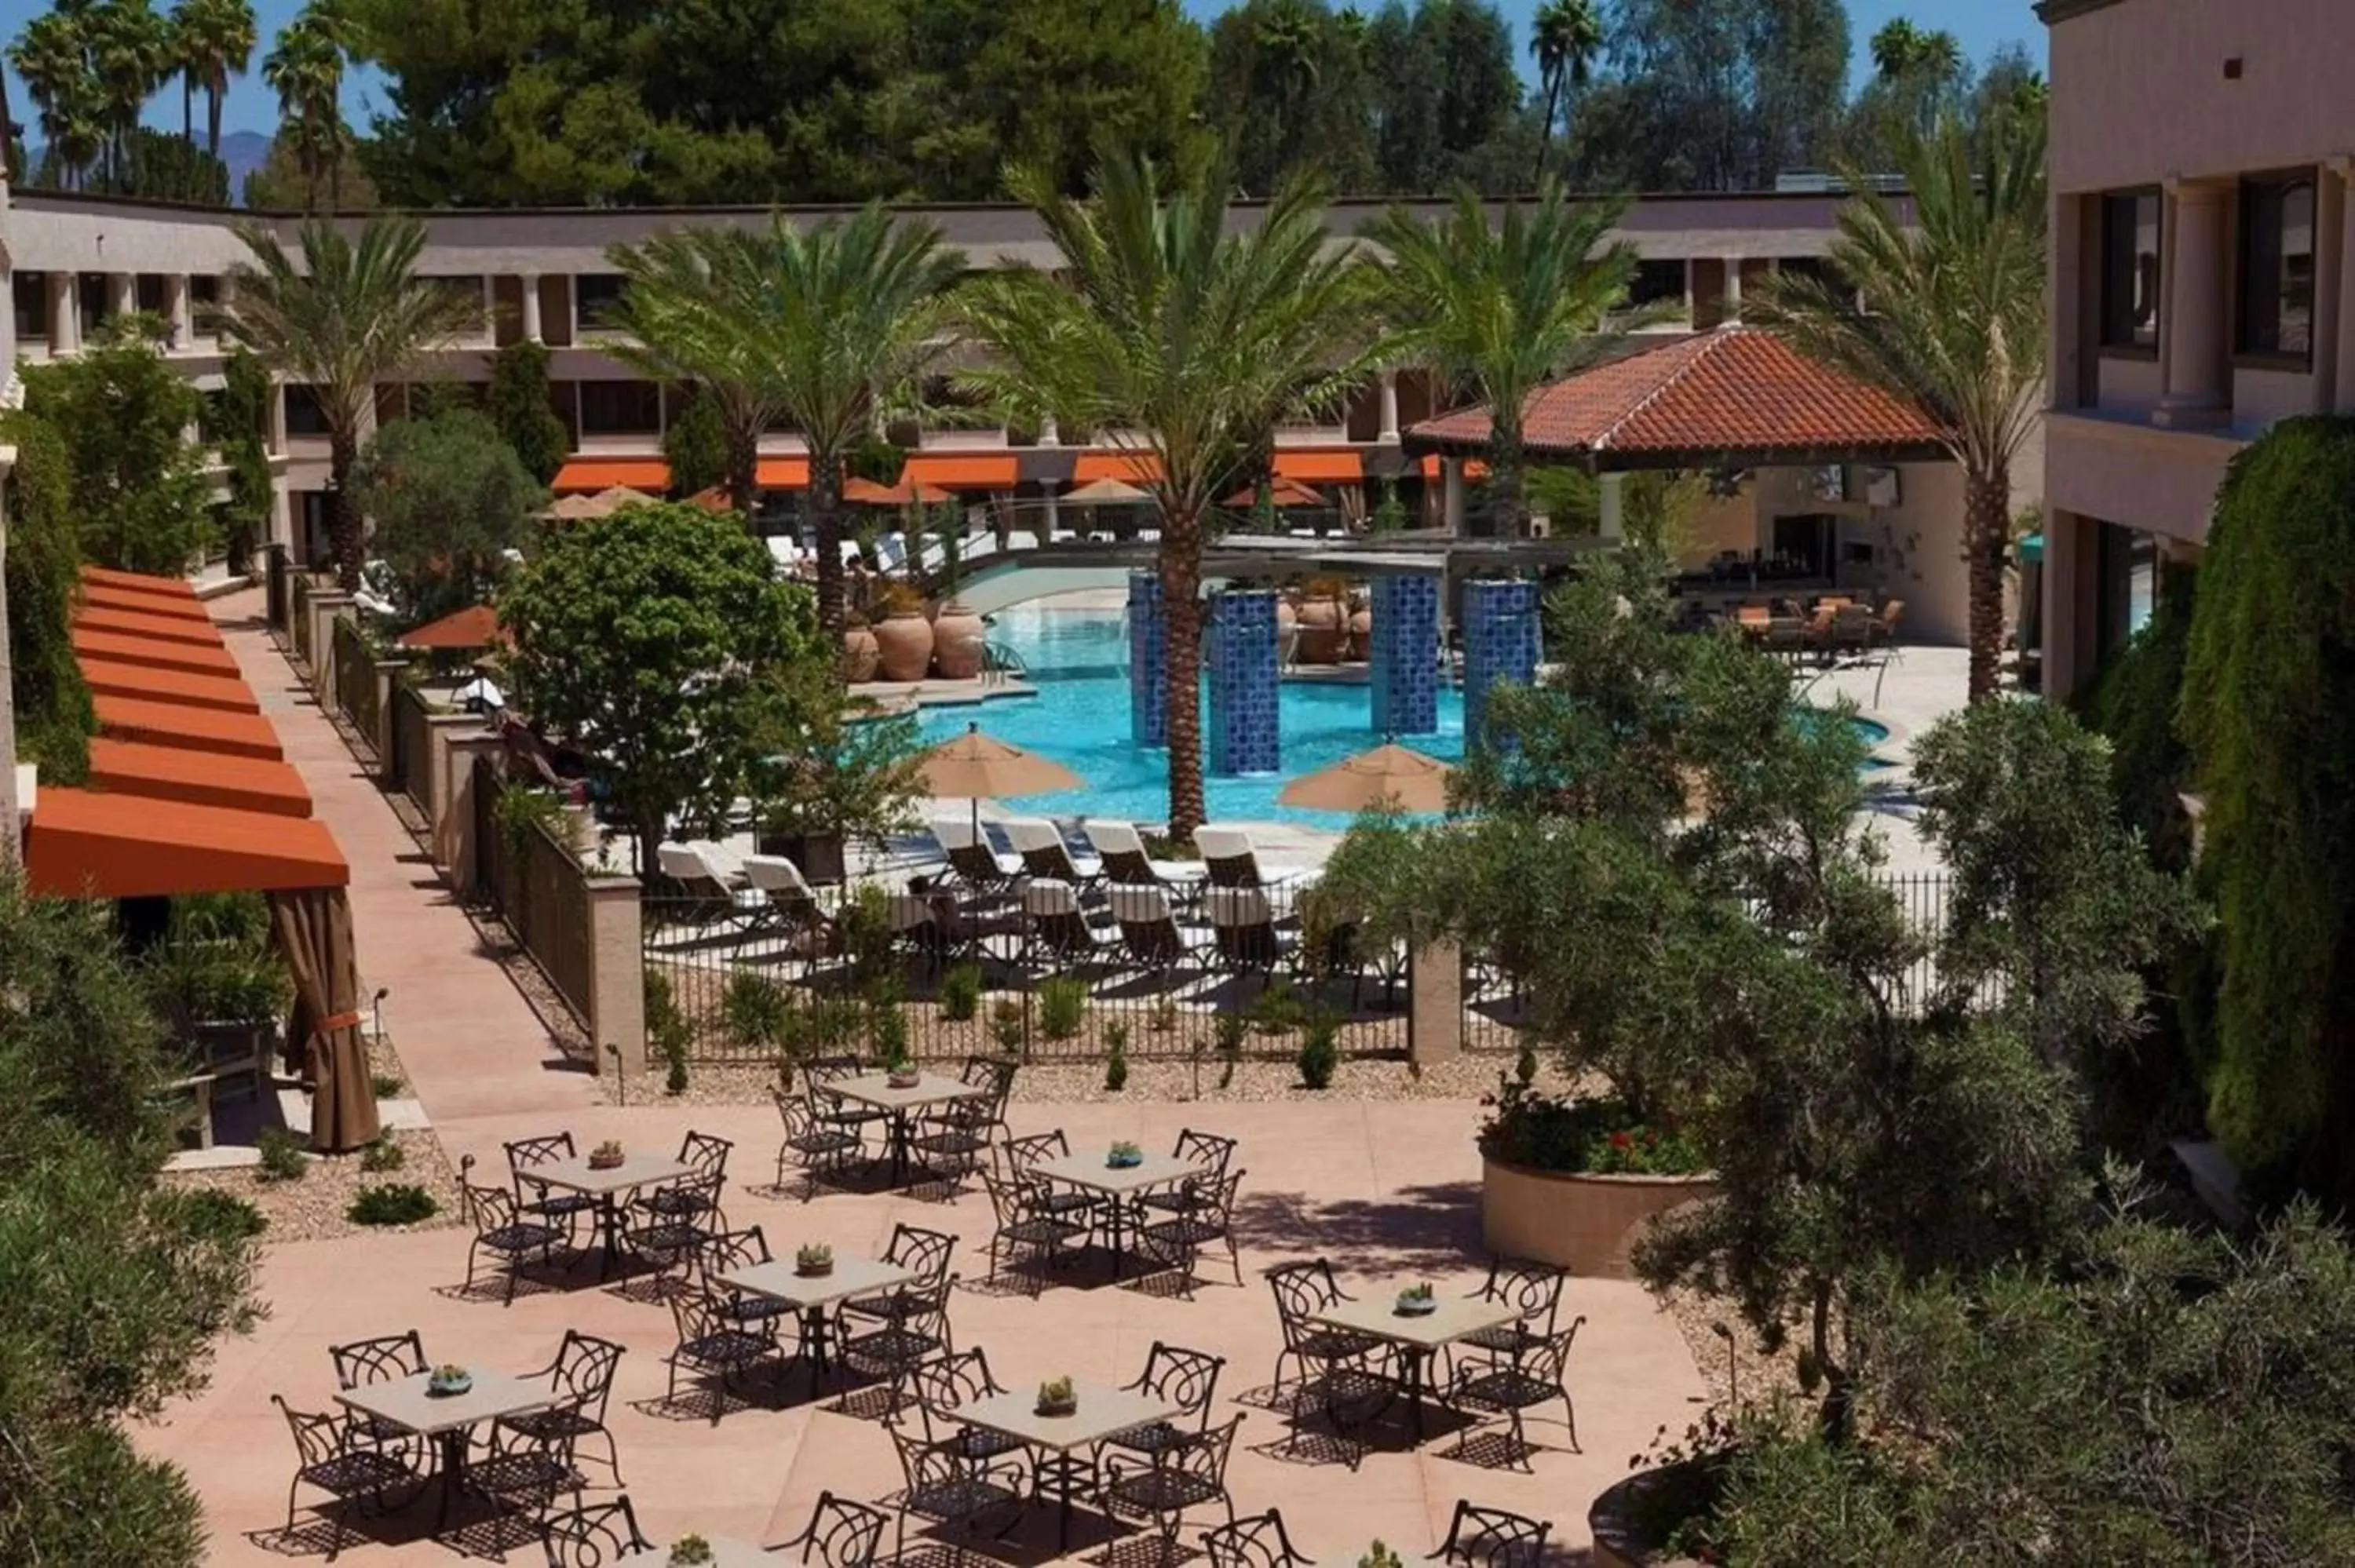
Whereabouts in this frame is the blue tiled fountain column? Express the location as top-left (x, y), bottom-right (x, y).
top-left (1207, 589), bottom-right (1280, 775)
top-left (1127, 572), bottom-right (1166, 747)
top-left (1462, 578), bottom-right (1542, 753)
top-left (1369, 572), bottom-right (1440, 737)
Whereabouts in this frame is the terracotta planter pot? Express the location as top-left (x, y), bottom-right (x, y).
top-left (1295, 596), bottom-right (1345, 664)
top-left (873, 609), bottom-right (935, 683)
top-left (1348, 606), bottom-right (1373, 661)
top-left (1590, 1462), bottom-right (1718, 1568)
top-left (1481, 1156), bottom-right (1718, 1280)
top-left (932, 602), bottom-right (987, 679)
top-left (841, 624), bottom-right (880, 683)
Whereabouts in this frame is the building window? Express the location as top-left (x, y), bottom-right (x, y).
top-left (2238, 173), bottom-right (2316, 359)
top-left (2099, 188), bottom-right (2160, 350)
top-left (1626, 260), bottom-right (1688, 312)
top-left (574, 273), bottom-right (626, 331)
top-left (418, 275), bottom-right (486, 334)
top-left (578, 379), bottom-right (660, 436)
top-left (284, 385), bottom-right (332, 436)
top-left (190, 275), bottom-right (221, 305)
top-left (13, 272), bottom-right (46, 341)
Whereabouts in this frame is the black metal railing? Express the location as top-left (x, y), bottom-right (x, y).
top-left (332, 618), bottom-right (379, 760)
top-left (389, 680), bottom-right (435, 814)
top-left (476, 760), bottom-right (597, 1030)
top-left (643, 879), bottom-right (1408, 1067)
top-left (289, 572), bottom-right (315, 665)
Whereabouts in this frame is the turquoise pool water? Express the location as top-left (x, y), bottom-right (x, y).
top-left (914, 605), bottom-right (1889, 830)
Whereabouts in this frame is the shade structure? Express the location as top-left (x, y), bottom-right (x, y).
top-left (27, 788), bottom-right (347, 899)
top-left (1064, 476), bottom-right (1152, 505)
top-left (71, 625), bottom-right (243, 680)
top-left (587, 484), bottom-right (659, 515)
top-left (272, 887), bottom-right (379, 1154)
top-left (396, 603), bottom-right (504, 651)
top-left (92, 694), bottom-right (283, 759)
top-left (86, 738), bottom-right (312, 818)
top-left (542, 492), bottom-right (608, 521)
top-left (1222, 475), bottom-right (1326, 509)
top-left (844, 476), bottom-right (954, 507)
top-left (81, 582), bottom-right (213, 622)
top-left (920, 722), bottom-right (1082, 800)
top-left (74, 605), bottom-right (225, 647)
top-left (550, 458), bottom-right (668, 494)
top-left (1277, 742), bottom-right (1453, 814)
top-left (80, 657), bottom-right (261, 714)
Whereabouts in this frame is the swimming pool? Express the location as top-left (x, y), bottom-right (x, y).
top-left (913, 604), bottom-right (1892, 830)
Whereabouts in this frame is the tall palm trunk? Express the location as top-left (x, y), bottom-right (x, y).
top-left (0, 72), bottom-right (16, 185)
top-left (1962, 464), bottom-right (2008, 703)
top-left (327, 425), bottom-right (363, 590)
top-left (1485, 420), bottom-right (1528, 538)
top-left (182, 76), bottom-right (193, 144)
top-left (1159, 509), bottom-right (1207, 838)
top-left (1532, 72), bottom-right (1561, 184)
top-left (810, 449), bottom-right (847, 636)
top-left (725, 418), bottom-right (759, 518)
top-left (207, 82), bottom-right (222, 159)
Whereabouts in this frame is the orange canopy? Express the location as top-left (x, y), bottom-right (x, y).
top-left (756, 456), bottom-right (810, 489)
top-left (27, 788), bottom-right (346, 900)
top-left (82, 565), bottom-right (197, 599)
top-left (74, 604), bottom-right (228, 649)
top-left (92, 693), bottom-right (285, 759)
top-left (551, 457), bottom-right (669, 494)
top-left (1418, 454), bottom-right (1492, 480)
top-left (1272, 449), bottom-right (1364, 484)
top-left (80, 657), bottom-right (262, 714)
top-left (81, 583), bottom-right (213, 623)
top-left (903, 453), bottom-right (1018, 490)
top-left (71, 625), bottom-right (243, 680)
top-left (396, 603), bottom-right (505, 651)
top-left (86, 738), bottom-right (313, 819)
top-left (1073, 450), bottom-right (1163, 484)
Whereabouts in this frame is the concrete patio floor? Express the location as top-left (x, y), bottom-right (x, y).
top-left (144, 1096), bottom-right (1705, 1565)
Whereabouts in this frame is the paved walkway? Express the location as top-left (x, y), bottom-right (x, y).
top-left (210, 589), bottom-right (598, 1125)
top-left (147, 1096), bottom-right (1705, 1563)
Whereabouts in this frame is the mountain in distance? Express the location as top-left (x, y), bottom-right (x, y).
top-left (22, 129), bottom-right (273, 206)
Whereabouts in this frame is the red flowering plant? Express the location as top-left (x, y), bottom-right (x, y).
top-left (1477, 1073), bottom-right (1706, 1177)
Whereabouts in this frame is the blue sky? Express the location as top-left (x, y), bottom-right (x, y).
top-left (0, 0), bottom-right (2046, 144)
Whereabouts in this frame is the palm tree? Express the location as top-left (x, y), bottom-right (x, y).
top-left (1530, 0), bottom-right (1604, 183)
top-left (604, 208), bottom-right (966, 635)
top-left (961, 155), bottom-right (1382, 838)
top-left (1366, 180), bottom-right (1644, 538)
top-left (12, 9), bottom-right (103, 190)
top-left (87, 0), bottom-right (172, 188)
top-left (1758, 115), bottom-right (2046, 703)
top-left (173, 0), bottom-right (254, 159)
top-left (261, 6), bottom-right (345, 211)
top-left (211, 217), bottom-right (482, 589)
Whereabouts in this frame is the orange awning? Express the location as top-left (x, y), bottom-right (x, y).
top-left (80, 657), bottom-right (261, 714)
top-left (82, 565), bottom-right (197, 600)
top-left (82, 583), bottom-right (213, 623)
top-left (27, 787), bottom-right (346, 900)
top-left (551, 458), bottom-right (670, 494)
top-left (904, 453), bottom-right (1018, 490)
top-left (1272, 449), bottom-right (1364, 484)
top-left (1073, 450), bottom-right (1163, 484)
top-left (756, 457), bottom-right (810, 490)
top-left (86, 738), bottom-right (313, 819)
top-left (1418, 454), bottom-right (1492, 480)
top-left (93, 694), bottom-right (283, 760)
top-left (71, 625), bottom-right (243, 679)
top-left (73, 605), bottom-right (228, 649)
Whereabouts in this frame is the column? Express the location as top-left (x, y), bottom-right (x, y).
top-left (1722, 257), bottom-right (1743, 323)
top-left (1039, 416), bottom-right (1060, 447)
top-left (1126, 571), bottom-right (1166, 746)
top-left (1442, 457), bottom-right (1466, 531)
top-left (2159, 181), bottom-right (2229, 421)
top-left (164, 274), bottom-right (192, 349)
top-left (46, 272), bottom-right (77, 355)
top-left (1042, 481), bottom-right (1062, 540)
top-left (1597, 472), bottom-right (1627, 541)
top-left (520, 273), bottom-right (543, 343)
top-left (1207, 589), bottom-right (1280, 776)
top-left (1378, 370), bottom-right (1400, 443)
top-left (1461, 578), bottom-right (1540, 754)
top-left (104, 272), bottom-right (132, 332)
top-left (1370, 572), bottom-right (1440, 736)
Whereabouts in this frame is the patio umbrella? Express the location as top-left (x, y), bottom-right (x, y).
top-left (845, 476), bottom-right (953, 507)
top-left (1062, 476), bottom-right (1151, 505)
top-left (918, 720), bottom-right (1083, 837)
top-left (394, 603), bottom-right (504, 651)
top-left (1278, 742), bottom-right (1453, 814)
top-left (541, 493), bottom-right (605, 522)
top-left (585, 485), bottom-right (658, 516)
top-left (1221, 476), bottom-right (1325, 509)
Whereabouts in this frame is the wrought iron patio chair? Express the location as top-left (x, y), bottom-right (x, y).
top-left (1426, 1499), bottom-right (1553, 1568)
top-left (503, 1132), bottom-right (598, 1249)
top-left (458, 1180), bottom-right (567, 1306)
top-left (506, 1329), bottom-right (627, 1487)
top-left (1443, 1318), bottom-right (1585, 1467)
top-left (328, 1329), bottom-right (429, 1456)
top-left (1097, 1341), bottom-right (1225, 1467)
top-left (980, 1169), bottom-right (1089, 1296)
top-left (271, 1394), bottom-right (427, 1563)
top-left (883, 1417), bottom-right (1026, 1566)
top-left (772, 1490), bottom-right (893, 1568)
top-left (1204, 1508), bottom-right (1317, 1568)
top-left (1137, 1168), bottom-right (1246, 1296)
top-left (664, 1285), bottom-right (783, 1425)
top-left (1457, 1256), bottom-right (1567, 1362)
top-left (841, 1222), bottom-right (957, 1326)
top-left (1104, 1413), bottom-right (1245, 1566)
top-left (772, 1084), bottom-right (865, 1200)
top-left (541, 1494), bottom-right (653, 1567)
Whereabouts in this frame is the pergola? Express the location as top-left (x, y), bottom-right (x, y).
top-left (26, 567), bottom-right (378, 1152)
top-left (1408, 326), bottom-right (1948, 534)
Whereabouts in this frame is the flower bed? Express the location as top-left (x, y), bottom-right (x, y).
top-left (1479, 1081), bottom-right (1715, 1278)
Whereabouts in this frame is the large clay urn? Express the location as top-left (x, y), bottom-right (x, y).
top-left (1296, 593), bottom-right (1345, 664)
top-left (874, 603), bottom-right (937, 683)
top-left (1349, 598), bottom-right (1373, 662)
top-left (932, 600), bottom-right (987, 680)
top-left (841, 621), bottom-right (881, 683)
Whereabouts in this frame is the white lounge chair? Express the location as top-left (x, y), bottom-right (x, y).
top-left (1020, 878), bottom-right (1116, 965)
top-left (742, 855), bottom-right (837, 951)
top-left (1192, 825), bottom-right (1314, 891)
top-left (1207, 885), bottom-right (1294, 975)
top-left (653, 842), bottom-right (766, 927)
top-left (1108, 884), bottom-right (1210, 972)
top-left (1088, 822), bottom-right (1207, 892)
top-left (933, 814), bottom-right (1025, 892)
top-left (1003, 817), bottom-right (1102, 885)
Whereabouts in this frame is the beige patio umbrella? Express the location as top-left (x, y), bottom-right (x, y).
top-left (586, 484), bottom-right (659, 515)
top-left (1279, 742), bottom-right (1453, 814)
top-left (919, 720), bottom-right (1083, 837)
top-left (541, 492), bottom-right (606, 522)
top-left (1062, 476), bottom-right (1151, 505)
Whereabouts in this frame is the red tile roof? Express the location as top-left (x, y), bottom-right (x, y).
top-left (1410, 327), bottom-right (1946, 462)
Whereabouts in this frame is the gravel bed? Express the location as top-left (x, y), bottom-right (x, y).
top-left (162, 1128), bottom-right (462, 1246)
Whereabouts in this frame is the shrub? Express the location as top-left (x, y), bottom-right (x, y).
top-left (255, 1126), bottom-right (308, 1183)
top-left (1513, 1043), bottom-right (1539, 1087)
top-left (807, 997), bottom-right (865, 1054)
top-left (181, 1188), bottom-right (268, 1242)
top-left (1298, 1015), bottom-right (1340, 1090)
top-left (360, 1137), bottom-right (406, 1173)
top-left (347, 1183), bottom-right (439, 1227)
top-left (1104, 1023), bottom-right (1130, 1092)
top-left (991, 998), bottom-right (1028, 1056)
top-left (663, 1026), bottom-right (691, 1096)
top-left (1477, 1080), bottom-right (1706, 1176)
top-left (721, 973), bottom-right (795, 1053)
top-left (1249, 979), bottom-right (1305, 1035)
top-left (871, 1001), bottom-right (910, 1070)
top-left (369, 1070), bottom-right (405, 1099)
top-left (1150, 995), bottom-right (1180, 1034)
top-left (1039, 977), bottom-right (1088, 1041)
top-left (940, 962), bottom-right (984, 1023)
top-left (1214, 1012), bottom-right (1248, 1056)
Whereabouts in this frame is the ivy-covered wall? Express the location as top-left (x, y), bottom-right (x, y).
top-left (2, 410), bottom-right (95, 785)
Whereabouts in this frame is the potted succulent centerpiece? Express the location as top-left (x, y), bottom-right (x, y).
top-left (588, 1139), bottom-right (626, 1171)
top-left (1106, 1140), bottom-right (1145, 1170)
top-left (426, 1363), bottom-right (473, 1398)
top-left (1393, 1283), bottom-right (1437, 1317)
top-left (1035, 1376), bottom-right (1078, 1418)
top-left (1361, 1542), bottom-right (1404, 1568)
top-left (886, 1063), bottom-right (922, 1090)
top-left (668, 1534), bottom-right (716, 1568)
top-left (795, 1243), bottom-right (834, 1278)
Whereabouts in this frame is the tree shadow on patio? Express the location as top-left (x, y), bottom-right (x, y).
top-left (1231, 1181), bottom-right (1482, 1277)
